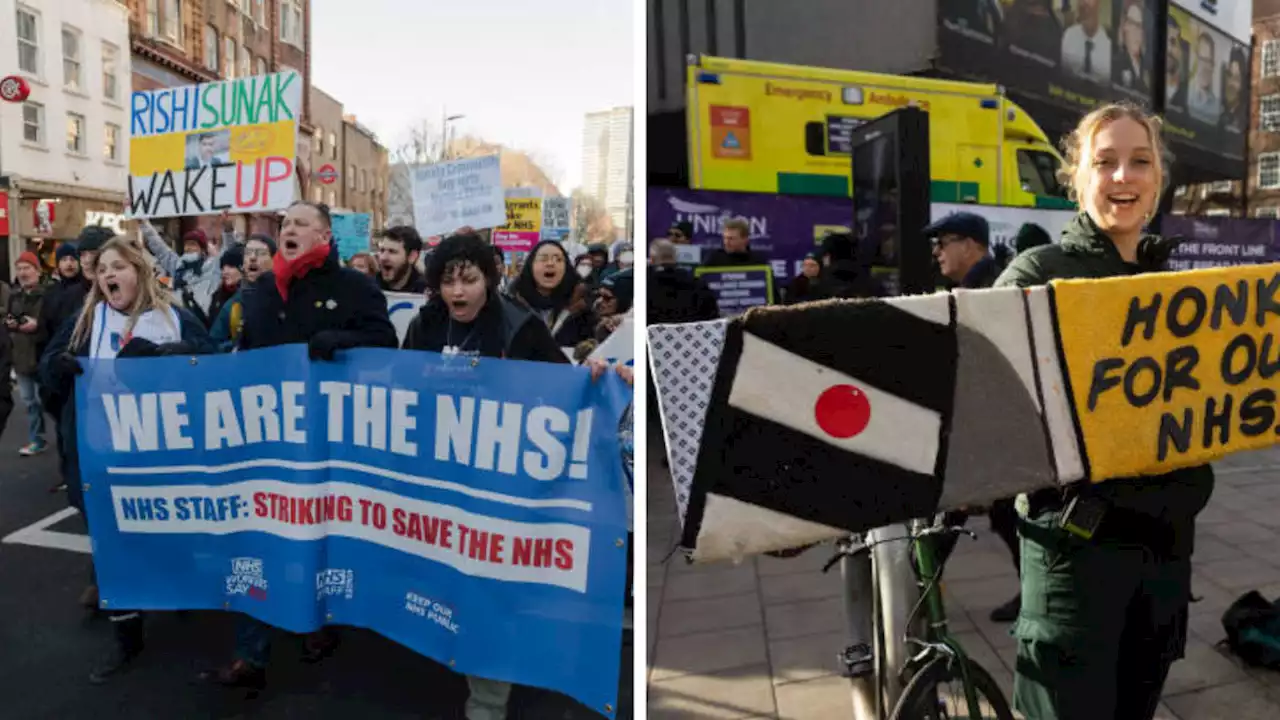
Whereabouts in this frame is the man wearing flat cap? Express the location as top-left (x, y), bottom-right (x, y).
top-left (923, 211), bottom-right (1000, 290)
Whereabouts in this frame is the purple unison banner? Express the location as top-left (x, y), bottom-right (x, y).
top-left (648, 187), bottom-right (852, 283)
top-left (1162, 216), bottom-right (1280, 270)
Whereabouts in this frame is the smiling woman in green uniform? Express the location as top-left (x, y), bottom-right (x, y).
top-left (994, 103), bottom-right (1214, 720)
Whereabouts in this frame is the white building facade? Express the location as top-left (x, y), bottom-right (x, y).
top-left (0, 0), bottom-right (130, 281)
top-left (581, 106), bottom-right (633, 240)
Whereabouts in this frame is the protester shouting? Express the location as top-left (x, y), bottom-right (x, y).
top-left (508, 240), bottom-right (596, 347)
top-left (40, 235), bottom-right (216, 683)
top-left (7, 251), bottom-right (48, 456)
top-left (995, 102), bottom-right (1206, 720)
top-left (210, 234), bottom-right (275, 351)
top-left (375, 225), bottom-right (428, 293)
top-left (140, 210), bottom-right (242, 325)
top-left (401, 231), bottom-right (619, 720)
top-left (208, 201), bottom-right (397, 691)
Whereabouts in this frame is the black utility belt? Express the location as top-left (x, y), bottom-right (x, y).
top-left (1025, 489), bottom-right (1177, 557)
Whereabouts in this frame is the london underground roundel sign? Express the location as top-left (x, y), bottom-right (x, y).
top-left (0, 75), bottom-right (31, 103)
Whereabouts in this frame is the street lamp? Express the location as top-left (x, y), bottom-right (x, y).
top-left (441, 111), bottom-right (464, 161)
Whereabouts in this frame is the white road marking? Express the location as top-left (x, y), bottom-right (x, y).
top-left (1, 507), bottom-right (92, 554)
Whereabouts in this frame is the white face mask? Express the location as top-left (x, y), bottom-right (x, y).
top-left (181, 252), bottom-right (201, 264)
top-left (617, 251), bottom-right (634, 269)
top-left (576, 264), bottom-right (593, 279)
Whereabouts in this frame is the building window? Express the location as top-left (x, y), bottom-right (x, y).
top-left (17, 7), bottom-right (40, 75)
top-left (374, 211), bottom-right (381, 229)
top-left (1263, 95), bottom-right (1280, 132)
top-left (312, 185), bottom-right (323, 203)
top-left (1259, 153), bottom-right (1280, 190)
top-left (348, 165), bottom-right (356, 189)
top-left (254, 0), bottom-right (266, 26)
top-left (256, 56), bottom-right (267, 76)
top-left (146, 2), bottom-right (158, 35)
top-left (1209, 180), bottom-right (1233, 193)
top-left (329, 132), bottom-right (337, 159)
top-left (1256, 206), bottom-right (1279, 219)
top-left (62, 26), bottom-right (81, 91)
top-left (224, 37), bottom-right (236, 78)
top-left (22, 101), bottom-right (44, 144)
top-left (161, 0), bottom-right (181, 44)
top-left (1205, 209), bottom-right (1231, 217)
top-left (280, 0), bottom-right (304, 47)
top-left (315, 128), bottom-right (323, 156)
top-left (66, 112), bottom-right (85, 154)
top-left (104, 122), bottom-right (120, 160)
top-left (239, 44), bottom-right (250, 78)
top-left (1266, 40), bottom-right (1280, 78)
top-left (361, 169), bottom-right (368, 193)
top-left (102, 42), bottom-right (118, 100)
top-left (204, 25), bottom-right (219, 71)
top-left (328, 189), bottom-right (336, 207)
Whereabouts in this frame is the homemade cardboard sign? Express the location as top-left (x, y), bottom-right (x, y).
top-left (648, 262), bottom-right (1280, 562)
top-left (126, 71), bottom-right (303, 219)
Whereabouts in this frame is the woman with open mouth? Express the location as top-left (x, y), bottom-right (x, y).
top-left (39, 236), bottom-right (216, 685)
top-left (508, 240), bottom-right (596, 348)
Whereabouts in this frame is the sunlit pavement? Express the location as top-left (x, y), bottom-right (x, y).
top-left (646, 426), bottom-right (1280, 720)
top-left (0, 406), bottom-right (632, 720)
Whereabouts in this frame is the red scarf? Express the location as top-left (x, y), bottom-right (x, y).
top-left (273, 241), bottom-right (332, 302)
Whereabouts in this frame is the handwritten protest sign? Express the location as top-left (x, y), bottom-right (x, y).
top-left (409, 156), bottom-right (505, 238)
top-left (332, 212), bottom-right (372, 260)
top-left (695, 265), bottom-right (774, 316)
top-left (494, 192), bottom-right (542, 252)
top-left (76, 345), bottom-right (630, 715)
top-left (126, 71), bottom-right (303, 219)
top-left (541, 197), bottom-right (572, 241)
top-left (1054, 263), bottom-right (1280, 479)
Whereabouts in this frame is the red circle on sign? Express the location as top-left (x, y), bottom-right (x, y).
top-left (814, 384), bottom-right (872, 439)
top-left (0, 75), bottom-right (31, 103)
top-left (317, 164), bottom-right (337, 185)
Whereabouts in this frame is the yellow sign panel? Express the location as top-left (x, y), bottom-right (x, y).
top-left (499, 198), bottom-right (542, 234)
top-left (1054, 263), bottom-right (1280, 479)
top-left (130, 120), bottom-right (295, 177)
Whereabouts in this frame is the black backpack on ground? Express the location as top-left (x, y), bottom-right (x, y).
top-left (1221, 590), bottom-right (1280, 669)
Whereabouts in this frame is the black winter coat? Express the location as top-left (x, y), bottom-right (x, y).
top-left (402, 292), bottom-right (568, 364)
top-left (238, 252), bottom-right (398, 351)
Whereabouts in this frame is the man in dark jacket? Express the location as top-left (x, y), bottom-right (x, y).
top-left (703, 217), bottom-right (768, 268)
top-left (375, 225), bottom-right (428, 294)
top-left (924, 212), bottom-right (1023, 622)
top-left (648, 241), bottom-right (720, 324)
top-left (212, 201), bottom-right (397, 690)
top-left (924, 211), bottom-right (1000, 290)
top-left (7, 251), bottom-right (48, 456)
top-left (809, 232), bottom-right (878, 300)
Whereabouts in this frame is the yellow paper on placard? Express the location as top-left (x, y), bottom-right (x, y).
top-left (498, 198), bottom-right (542, 234)
top-left (1053, 263), bottom-right (1280, 480)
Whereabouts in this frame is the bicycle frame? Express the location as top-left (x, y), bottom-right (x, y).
top-left (910, 525), bottom-right (986, 719)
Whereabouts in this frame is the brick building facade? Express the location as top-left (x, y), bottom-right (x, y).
top-left (341, 114), bottom-right (389, 228)
top-left (125, 0), bottom-right (311, 238)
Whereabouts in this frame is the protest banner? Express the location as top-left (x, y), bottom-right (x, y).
top-left (695, 265), bottom-right (774, 316)
top-left (493, 191), bottom-right (543, 252)
top-left (332, 212), bottom-right (372, 260)
top-left (384, 291), bottom-right (426, 344)
top-left (1054, 262), bottom-right (1280, 479)
top-left (541, 197), bottom-right (573, 241)
top-left (1162, 216), bottom-right (1280, 270)
top-left (409, 156), bottom-right (505, 238)
top-left (587, 315), bottom-right (634, 368)
top-left (126, 71), bottom-right (303, 219)
top-left (76, 345), bottom-right (630, 715)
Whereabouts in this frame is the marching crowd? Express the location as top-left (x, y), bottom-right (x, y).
top-left (0, 201), bottom-right (634, 720)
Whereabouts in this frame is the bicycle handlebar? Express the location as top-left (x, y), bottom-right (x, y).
top-left (819, 525), bottom-right (977, 574)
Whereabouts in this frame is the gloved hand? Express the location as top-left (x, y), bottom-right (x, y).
top-left (308, 331), bottom-right (349, 361)
top-left (52, 352), bottom-right (84, 379)
top-left (118, 338), bottom-right (161, 358)
top-left (1138, 234), bottom-right (1181, 270)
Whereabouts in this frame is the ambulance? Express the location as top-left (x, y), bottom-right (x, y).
top-left (687, 55), bottom-right (1075, 209)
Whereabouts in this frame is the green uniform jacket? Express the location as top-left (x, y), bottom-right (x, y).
top-left (994, 213), bottom-right (1214, 561)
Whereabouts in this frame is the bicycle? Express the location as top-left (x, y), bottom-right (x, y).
top-left (821, 516), bottom-right (1015, 720)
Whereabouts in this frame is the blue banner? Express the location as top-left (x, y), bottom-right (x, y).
top-left (76, 345), bottom-right (630, 715)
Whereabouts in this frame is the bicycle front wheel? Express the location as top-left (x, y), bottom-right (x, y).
top-left (889, 655), bottom-right (1015, 720)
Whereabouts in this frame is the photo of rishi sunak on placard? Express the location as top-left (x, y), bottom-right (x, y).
top-left (1059, 0), bottom-right (1113, 85)
top-left (1112, 0), bottom-right (1150, 95)
top-left (184, 130), bottom-right (232, 170)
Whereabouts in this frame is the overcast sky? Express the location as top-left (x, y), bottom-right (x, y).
top-left (311, 0), bottom-right (634, 192)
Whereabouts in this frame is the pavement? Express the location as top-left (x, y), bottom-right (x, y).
top-left (646, 431), bottom-right (1280, 720)
top-left (0, 403), bottom-right (632, 720)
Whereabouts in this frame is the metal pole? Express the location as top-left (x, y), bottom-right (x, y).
top-left (870, 522), bottom-right (921, 714)
top-left (841, 547), bottom-right (881, 719)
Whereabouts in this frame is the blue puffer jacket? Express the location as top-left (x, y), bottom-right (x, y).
top-left (38, 304), bottom-right (216, 514)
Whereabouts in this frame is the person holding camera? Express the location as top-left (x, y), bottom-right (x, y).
top-left (6, 251), bottom-right (48, 456)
